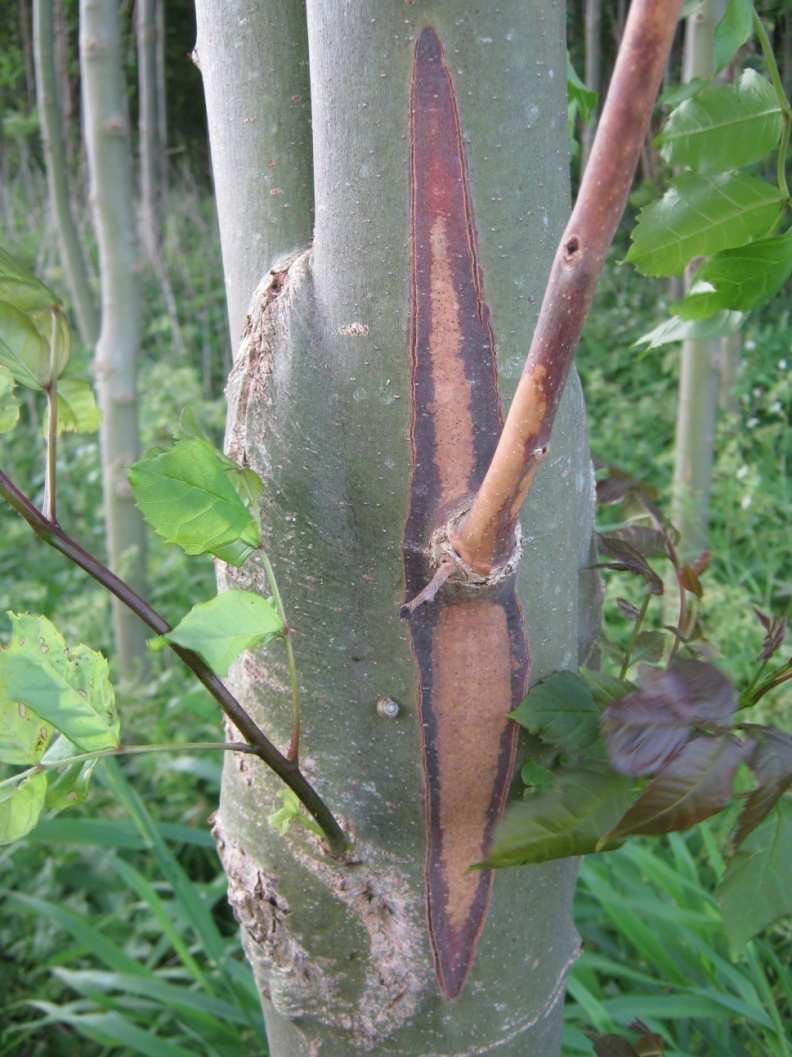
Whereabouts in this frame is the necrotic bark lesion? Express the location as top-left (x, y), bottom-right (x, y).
top-left (403, 25), bottom-right (531, 1001)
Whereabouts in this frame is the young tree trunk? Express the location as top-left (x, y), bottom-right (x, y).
top-left (198, 3), bottom-right (597, 1054)
top-left (155, 0), bottom-right (168, 201)
top-left (670, 0), bottom-right (723, 561)
top-left (136, 0), bottom-right (160, 259)
top-left (34, 0), bottom-right (99, 348)
top-left (581, 0), bottom-right (602, 169)
top-left (19, 0), bottom-right (37, 113)
top-left (80, 0), bottom-right (148, 679)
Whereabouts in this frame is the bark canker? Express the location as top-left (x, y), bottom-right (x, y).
top-left (403, 27), bottom-right (528, 1000)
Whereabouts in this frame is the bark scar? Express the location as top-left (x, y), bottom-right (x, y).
top-left (403, 26), bottom-right (531, 1001)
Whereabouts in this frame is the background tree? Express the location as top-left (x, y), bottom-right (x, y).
top-left (80, 0), bottom-right (147, 678)
top-left (136, 0), bottom-right (162, 261)
top-left (670, 0), bottom-right (725, 561)
top-left (33, 0), bottom-right (98, 347)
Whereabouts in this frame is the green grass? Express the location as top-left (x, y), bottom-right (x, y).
top-left (1, 166), bottom-right (789, 1055)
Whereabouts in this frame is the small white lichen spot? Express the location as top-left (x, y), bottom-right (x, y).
top-left (339, 322), bottom-right (369, 337)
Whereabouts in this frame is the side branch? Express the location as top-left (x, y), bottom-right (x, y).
top-left (0, 470), bottom-right (348, 856)
top-left (451, 0), bottom-right (683, 575)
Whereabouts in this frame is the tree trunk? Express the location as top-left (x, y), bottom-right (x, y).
top-left (194, 0), bottom-right (314, 355)
top-left (34, 0), bottom-right (99, 348)
top-left (136, 0), bottom-right (160, 259)
top-left (199, 3), bottom-right (596, 1055)
top-left (19, 0), bottom-right (37, 113)
top-left (155, 0), bottom-right (168, 201)
top-left (670, 0), bottom-right (723, 561)
top-left (80, 0), bottom-right (148, 679)
top-left (581, 0), bottom-right (602, 169)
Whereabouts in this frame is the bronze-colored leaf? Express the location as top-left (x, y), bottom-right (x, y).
top-left (603, 660), bottom-right (736, 776)
top-left (596, 534), bottom-right (664, 595)
top-left (679, 564), bottom-right (703, 598)
top-left (611, 524), bottom-right (669, 559)
top-left (591, 1035), bottom-right (638, 1057)
top-left (731, 726), bottom-right (792, 852)
top-left (605, 734), bottom-right (750, 841)
top-left (752, 608), bottom-right (787, 662)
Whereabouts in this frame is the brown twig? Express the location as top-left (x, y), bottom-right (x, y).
top-left (451, 0), bottom-right (684, 575)
top-left (0, 469), bottom-right (348, 856)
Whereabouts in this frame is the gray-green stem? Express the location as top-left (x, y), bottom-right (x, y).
top-left (0, 468), bottom-right (349, 856)
top-left (0, 739), bottom-right (258, 791)
top-left (43, 382), bottom-right (57, 523)
top-left (260, 550), bottom-right (301, 763)
top-left (753, 10), bottom-right (792, 201)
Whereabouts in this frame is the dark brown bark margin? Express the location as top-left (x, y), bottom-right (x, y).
top-left (451, 0), bottom-right (684, 575)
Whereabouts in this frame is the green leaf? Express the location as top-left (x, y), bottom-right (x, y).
top-left (51, 377), bottom-right (101, 434)
top-left (520, 760), bottom-right (555, 792)
top-left (0, 300), bottom-right (51, 389)
top-left (672, 233), bottom-right (792, 320)
top-left (657, 71), bottom-right (782, 172)
top-left (718, 800), bottom-right (792, 949)
top-left (268, 788), bottom-right (327, 840)
top-left (29, 307), bottom-right (70, 380)
top-left (128, 438), bottom-right (262, 566)
top-left (627, 171), bottom-right (785, 277)
top-left (509, 671), bottom-right (601, 754)
top-left (0, 772), bottom-right (47, 844)
top-left (481, 768), bottom-right (633, 868)
top-left (634, 310), bottom-right (744, 349)
top-left (605, 735), bottom-right (750, 842)
top-left (0, 613), bottom-right (119, 753)
top-left (0, 245), bottom-right (59, 312)
top-left (160, 590), bottom-right (283, 676)
top-left (714, 0), bottom-right (754, 74)
top-left (579, 668), bottom-right (635, 709)
top-left (567, 53), bottom-right (598, 124)
top-left (659, 77), bottom-right (707, 109)
top-left (0, 696), bottom-right (53, 764)
top-left (0, 364), bottom-right (19, 433)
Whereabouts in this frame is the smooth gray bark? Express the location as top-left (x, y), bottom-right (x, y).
top-left (201, 3), bottom-right (596, 1054)
top-left (80, 0), bottom-right (148, 679)
top-left (136, 0), bottom-right (160, 258)
top-left (581, 0), bottom-right (602, 169)
top-left (194, 0), bottom-right (314, 355)
top-left (671, 0), bottom-right (723, 561)
top-left (155, 0), bottom-right (168, 200)
top-left (34, 0), bottom-right (99, 348)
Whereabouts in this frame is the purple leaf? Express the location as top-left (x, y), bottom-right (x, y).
top-left (606, 734), bottom-right (751, 841)
top-left (603, 660), bottom-right (736, 777)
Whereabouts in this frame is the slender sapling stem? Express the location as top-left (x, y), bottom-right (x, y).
top-left (0, 469), bottom-right (349, 855)
top-left (260, 550), bottom-right (301, 763)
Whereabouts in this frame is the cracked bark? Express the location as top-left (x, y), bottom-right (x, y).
top-left (199, 3), bottom-right (596, 1054)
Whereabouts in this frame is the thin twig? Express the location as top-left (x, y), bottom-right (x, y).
top-left (43, 382), bottom-right (57, 523)
top-left (0, 469), bottom-right (349, 856)
top-left (0, 740), bottom-right (258, 791)
top-left (451, 0), bottom-right (684, 574)
top-left (260, 550), bottom-right (302, 764)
